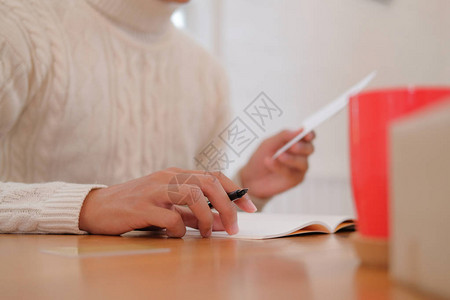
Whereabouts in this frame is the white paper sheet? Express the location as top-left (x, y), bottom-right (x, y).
top-left (272, 71), bottom-right (376, 159)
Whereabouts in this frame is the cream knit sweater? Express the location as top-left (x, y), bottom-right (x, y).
top-left (0, 0), bottom-right (232, 234)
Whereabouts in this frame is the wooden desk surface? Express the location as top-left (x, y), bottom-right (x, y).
top-left (0, 232), bottom-right (441, 300)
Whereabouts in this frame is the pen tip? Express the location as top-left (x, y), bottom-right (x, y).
top-left (238, 188), bottom-right (249, 197)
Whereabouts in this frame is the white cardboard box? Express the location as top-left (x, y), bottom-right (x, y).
top-left (390, 100), bottom-right (450, 298)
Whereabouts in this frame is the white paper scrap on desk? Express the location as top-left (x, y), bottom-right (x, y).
top-left (186, 212), bottom-right (355, 240)
top-left (272, 71), bottom-right (376, 159)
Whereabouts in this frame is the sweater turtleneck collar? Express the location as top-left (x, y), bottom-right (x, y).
top-left (86, 0), bottom-right (181, 41)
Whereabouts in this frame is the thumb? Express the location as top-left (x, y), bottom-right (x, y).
top-left (270, 129), bottom-right (303, 146)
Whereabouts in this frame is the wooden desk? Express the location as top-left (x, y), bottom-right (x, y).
top-left (0, 232), bottom-right (441, 300)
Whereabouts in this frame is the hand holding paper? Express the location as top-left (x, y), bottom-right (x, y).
top-left (239, 71), bottom-right (375, 204)
top-left (240, 129), bottom-right (316, 200)
top-left (272, 71), bottom-right (377, 159)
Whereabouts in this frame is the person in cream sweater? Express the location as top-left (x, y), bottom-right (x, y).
top-left (0, 0), bottom-right (315, 237)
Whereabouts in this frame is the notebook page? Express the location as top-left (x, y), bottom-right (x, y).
top-left (186, 212), bottom-right (354, 240)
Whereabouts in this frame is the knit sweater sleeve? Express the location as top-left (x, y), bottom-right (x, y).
top-left (0, 182), bottom-right (106, 234)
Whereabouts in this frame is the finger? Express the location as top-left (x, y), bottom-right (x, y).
top-left (277, 153), bottom-right (309, 172)
top-left (268, 129), bottom-right (303, 146)
top-left (175, 206), bottom-right (225, 232)
top-left (174, 205), bottom-right (198, 228)
top-left (265, 157), bottom-right (306, 185)
top-left (196, 173), bottom-right (239, 235)
top-left (205, 171), bottom-right (257, 213)
top-left (144, 207), bottom-right (186, 238)
top-left (287, 141), bottom-right (315, 156)
top-left (211, 212), bottom-right (226, 231)
top-left (162, 171), bottom-right (238, 235)
top-left (266, 156), bottom-right (305, 180)
top-left (303, 131), bottom-right (316, 142)
top-left (171, 184), bottom-right (214, 238)
top-left (179, 170), bottom-right (257, 213)
top-left (264, 157), bottom-right (293, 178)
top-left (259, 129), bottom-right (302, 155)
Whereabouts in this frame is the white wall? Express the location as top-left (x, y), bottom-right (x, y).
top-left (183, 0), bottom-right (450, 215)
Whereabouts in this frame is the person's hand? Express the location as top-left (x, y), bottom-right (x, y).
top-left (240, 129), bottom-right (315, 199)
top-left (79, 168), bottom-right (257, 237)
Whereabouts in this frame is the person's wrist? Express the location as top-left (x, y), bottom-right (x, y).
top-left (79, 188), bottom-right (101, 233)
top-left (239, 166), bottom-right (271, 200)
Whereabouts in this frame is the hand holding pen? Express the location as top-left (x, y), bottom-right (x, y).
top-left (80, 168), bottom-right (256, 238)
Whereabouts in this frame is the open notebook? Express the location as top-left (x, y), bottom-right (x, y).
top-left (187, 212), bottom-right (355, 240)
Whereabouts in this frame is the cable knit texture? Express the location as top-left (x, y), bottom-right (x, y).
top-left (0, 0), bottom-right (230, 234)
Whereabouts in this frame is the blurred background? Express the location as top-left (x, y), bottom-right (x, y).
top-left (172, 0), bottom-right (450, 216)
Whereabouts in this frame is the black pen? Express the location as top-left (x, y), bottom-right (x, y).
top-left (208, 188), bottom-right (249, 209)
